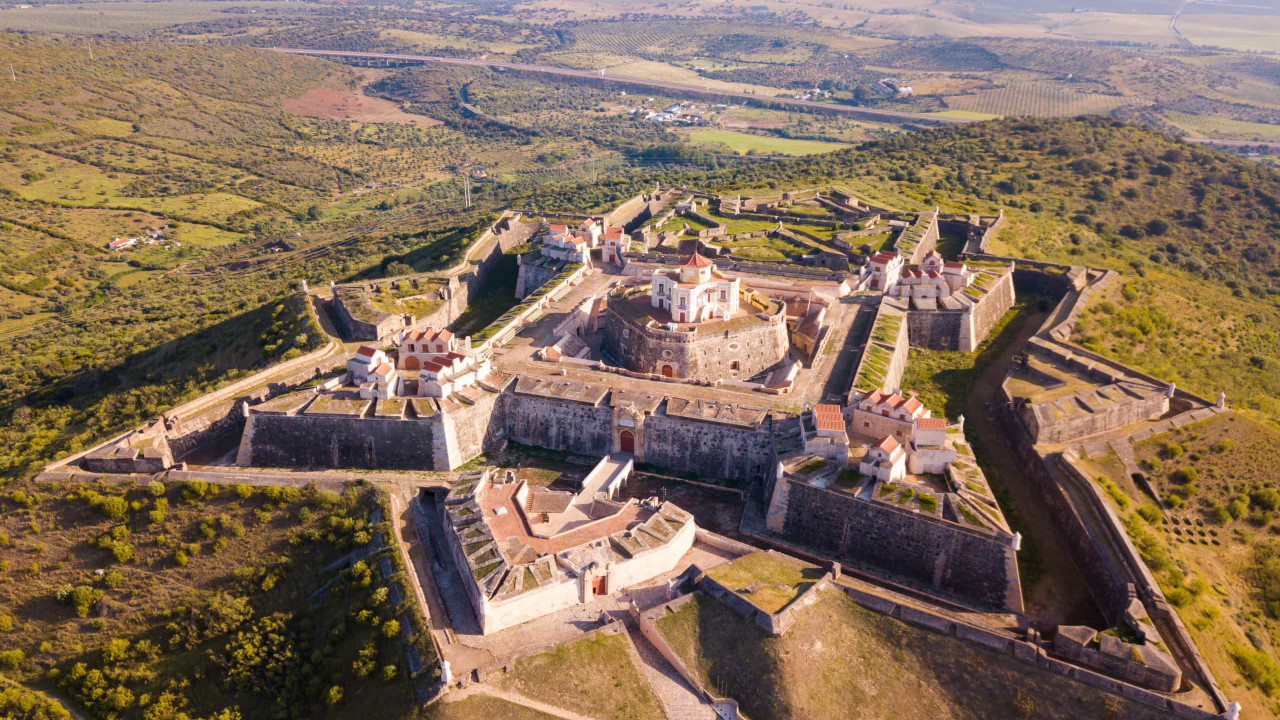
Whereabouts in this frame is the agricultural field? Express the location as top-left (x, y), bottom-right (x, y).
top-left (1087, 412), bottom-right (1280, 717)
top-left (941, 80), bottom-right (1136, 118)
top-left (0, 478), bottom-right (432, 720)
top-left (688, 129), bottom-right (849, 157)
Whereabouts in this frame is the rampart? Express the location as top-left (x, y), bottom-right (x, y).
top-left (777, 477), bottom-right (1019, 609)
top-left (246, 413), bottom-right (438, 469)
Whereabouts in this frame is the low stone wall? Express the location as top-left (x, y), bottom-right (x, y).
top-left (698, 559), bottom-right (834, 636)
top-left (640, 412), bottom-right (778, 485)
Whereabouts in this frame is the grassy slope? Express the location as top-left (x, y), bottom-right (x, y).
top-left (495, 630), bottom-right (666, 720)
top-left (0, 479), bottom-right (428, 720)
top-left (656, 591), bottom-right (1172, 720)
top-left (1088, 412), bottom-right (1280, 717)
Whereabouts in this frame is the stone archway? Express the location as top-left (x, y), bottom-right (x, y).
top-left (404, 355), bottom-right (420, 370)
top-left (661, 364), bottom-right (674, 378)
top-left (619, 430), bottom-right (635, 453)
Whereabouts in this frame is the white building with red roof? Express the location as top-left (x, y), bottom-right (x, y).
top-left (890, 251), bottom-right (973, 300)
top-left (859, 435), bottom-right (907, 482)
top-left (908, 416), bottom-right (956, 474)
top-left (865, 250), bottom-right (904, 292)
top-left (650, 253), bottom-right (739, 324)
top-left (346, 345), bottom-right (389, 381)
top-left (601, 226), bottom-right (629, 264)
top-left (805, 403), bottom-right (850, 461)
top-left (397, 327), bottom-right (459, 369)
top-left (852, 388), bottom-right (930, 442)
top-left (543, 223), bottom-right (590, 264)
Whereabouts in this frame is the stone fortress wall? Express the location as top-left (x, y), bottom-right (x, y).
top-left (778, 477), bottom-right (1018, 609)
top-left (903, 263), bottom-right (1016, 352)
top-left (333, 213), bottom-right (538, 341)
top-left (600, 302), bottom-right (789, 382)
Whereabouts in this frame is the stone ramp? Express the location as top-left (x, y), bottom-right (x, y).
top-left (623, 623), bottom-right (718, 720)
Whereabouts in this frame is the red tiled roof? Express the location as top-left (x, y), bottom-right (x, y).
top-left (373, 362), bottom-right (393, 376)
top-left (549, 224), bottom-right (568, 232)
top-left (903, 397), bottom-right (924, 414)
top-left (813, 404), bottom-right (845, 433)
top-left (681, 252), bottom-right (713, 268)
top-left (869, 251), bottom-right (898, 264)
top-left (944, 260), bottom-right (965, 269)
top-left (877, 436), bottom-right (900, 453)
top-left (604, 227), bottom-right (623, 239)
top-left (916, 417), bottom-right (946, 430)
top-left (356, 346), bottom-right (378, 358)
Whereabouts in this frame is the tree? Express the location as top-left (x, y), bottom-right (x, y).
top-left (1145, 218), bottom-right (1170, 236)
top-left (326, 686), bottom-right (343, 705)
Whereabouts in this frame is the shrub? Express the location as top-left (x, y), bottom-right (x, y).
top-left (1229, 646), bottom-right (1280, 696)
top-left (147, 480), bottom-right (166, 498)
top-left (174, 550), bottom-right (189, 567)
top-left (1253, 488), bottom-right (1280, 512)
top-left (1172, 468), bottom-right (1199, 485)
top-left (0, 649), bottom-right (24, 670)
top-left (1136, 505), bottom-right (1162, 524)
top-left (1166, 587), bottom-right (1192, 607)
top-left (326, 686), bottom-right (343, 705)
top-left (381, 664), bottom-right (398, 682)
top-left (381, 619), bottom-right (400, 639)
top-left (98, 496), bottom-right (128, 521)
top-left (55, 584), bottom-right (103, 617)
top-left (1161, 442), bottom-right (1183, 459)
top-left (234, 484), bottom-right (253, 499)
top-left (0, 613), bottom-right (12, 632)
top-left (1213, 439), bottom-right (1235, 453)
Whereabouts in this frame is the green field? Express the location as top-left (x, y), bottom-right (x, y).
top-left (689, 129), bottom-right (849, 157)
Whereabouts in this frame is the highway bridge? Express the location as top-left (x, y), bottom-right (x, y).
top-left (272, 47), bottom-right (971, 127)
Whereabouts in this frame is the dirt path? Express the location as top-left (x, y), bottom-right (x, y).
top-left (442, 684), bottom-right (602, 720)
top-left (963, 306), bottom-right (1105, 628)
top-left (0, 674), bottom-right (88, 720)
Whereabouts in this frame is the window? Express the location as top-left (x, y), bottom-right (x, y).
top-left (730, 361), bottom-right (740, 371)
top-left (720, 290), bottom-right (727, 301)
top-left (679, 297), bottom-right (686, 308)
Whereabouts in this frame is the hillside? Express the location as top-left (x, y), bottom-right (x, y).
top-left (655, 590), bottom-right (1175, 720)
top-left (0, 478), bottom-right (431, 720)
top-left (1081, 411), bottom-right (1280, 717)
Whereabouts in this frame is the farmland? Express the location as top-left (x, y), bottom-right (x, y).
top-left (688, 129), bottom-right (849, 156)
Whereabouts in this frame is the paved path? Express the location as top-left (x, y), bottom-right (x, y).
top-left (273, 48), bottom-right (968, 127)
top-left (623, 624), bottom-right (718, 720)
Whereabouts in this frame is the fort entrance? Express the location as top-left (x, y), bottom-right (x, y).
top-left (619, 430), bottom-right (635, 453)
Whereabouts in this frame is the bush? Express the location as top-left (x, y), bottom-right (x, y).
top-left (0, 649), bottom-right (24, 670)
top-left (1229, 646), bottom-right (1280, 696)
top-left (55, 585), bottom-right (103, 618)
top-left (382, 619), bottom-right (400, 639)
top-left (174, 550), bottom-right (189, 567)
top-left (1166, 587), bottom-right (1192, 607)
top-left (1253, 488), bottom-right (1280, 512)
top-left (1161, 441), bottom-right (1183, 459)
top-left (147, 480), bottom-right (166, 498)
top-left (1136, 505), bottom-right (1162, 524)
top-left (1171, 467), bottom-right (1199, 485)
top-left (0, 613), bottom-right (12, 632)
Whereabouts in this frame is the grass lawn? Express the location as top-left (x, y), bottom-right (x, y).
top-left (450, 254), bottom-right (522, 337)
top-left (654, 590), bottom-right (1175, 720)
top-left (689, 129), bottom-right (849, 157)
top-left (901, 296), bottom-right (1039, 419)
top-left (703, 551), bottom-right (824, 614)
top-left (496, 629), bottom-right (665, 720)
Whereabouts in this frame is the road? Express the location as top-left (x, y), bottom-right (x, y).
top-left (271, 48), bottom-right (970, 127)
